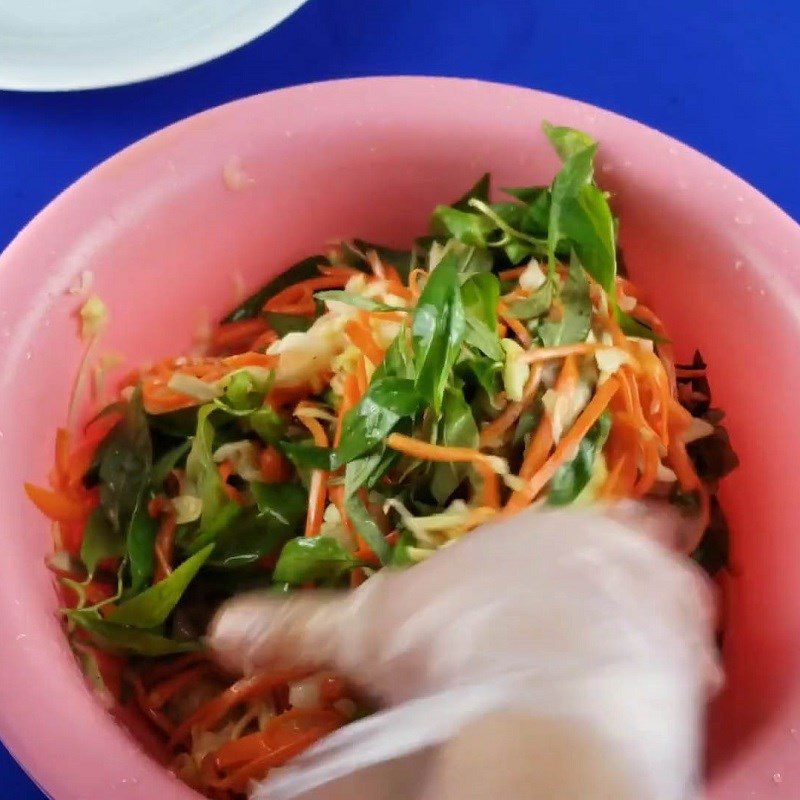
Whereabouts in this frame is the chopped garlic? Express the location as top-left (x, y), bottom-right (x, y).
top-left (542, 379), bottom-right (592, 443)
top-left (595, 346), bottom-right (630, 381)
top-left (212, 440), bottom-right (263, 482)
top-left (502, 338), bottom-right (530, 402)
top-left (519, 259), bottom-right (546, 291)
top-left (684, 416), bottom-right (715, 443)
top-left (167, 372), bottom-right (223, 402)
top-left (656, 463), bottom-right (678, 483)
top-left (171, 495), bottom-right (203, 524)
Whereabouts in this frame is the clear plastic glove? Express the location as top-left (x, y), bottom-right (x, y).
top-left (209, 505), bottom-right (721, 800)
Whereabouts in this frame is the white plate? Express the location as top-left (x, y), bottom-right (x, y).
top-left (0, 0), bottom-right (308, 91)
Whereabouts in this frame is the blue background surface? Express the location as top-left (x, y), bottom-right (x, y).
top-left (0, 0), bottom-right (798, 795)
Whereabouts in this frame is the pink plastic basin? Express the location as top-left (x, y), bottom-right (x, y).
top-left (0, 78), bottom-right (799, 799)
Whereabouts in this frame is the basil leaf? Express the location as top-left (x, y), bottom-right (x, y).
top-left (273, 536), bottom-right (360, 585)
top-left (315, 291), bottom-right (405, 313)
top-left (373, 328), bottom-right (414, 381)
top-left (344, 494), bottom-right (390, 564)
top-left (249, 406), bottom-right (286, 443)
top-left (127, 503), bottom-right (157, 593)
top-left (150, 441), bottom-right (191, 490)
top-left (109, 544), bottom-right (214, 628)
top-left (546, 138), bottom-right (597, 271)
top-left (461, 273), bottom-right (503, 360)
top-left (452, 173), bottom-right (491, 211)
top-left (411, 253), bottom-right (466, 412)
top-left (281, 442), bottom-right (340, 470)
top-left (617, 309), bottom-right (663, 343)
top-left (543, 122), bottom-right (597, 161)
top-left (558, 184), bottom-right (616, 292)
top-left (548, 412), bottom-right (612, 506)
top-left (430, 388), bottom-right (480, 504)
top-left (98, 388), bottom-right (152, 538)
top-left (505, 282), bottom-right (553, 320)
top-left (337, 378), bottom-right (422, 463)
top-left (223, 256), bottom-right (327, 323)
top-left (503, 185), bottom-right (547, 204)
top-left (186, 405), bottom-right (241, 538)
top-left (69, 611), bottom-right (200, 656)
top-left (345, 451), bottom-right (385, 499)
top-left (538, 256), bottom-right (591, 346)
top-left (80, 508), bottom-right (124, 577)
top-left (210, 483), bottom-right (307, 568)
top-left (431, 206), bottom-right (494, 247)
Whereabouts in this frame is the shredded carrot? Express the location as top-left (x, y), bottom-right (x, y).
top-left (479, 364), bottom-right (543, 446)
top-left (143, 653), bottom-right (210, 686)
top-left (408, 268), bottom-right (427, 299)
top-left (212, 718), bottom-right (341, 791)
top-left (344, 317), bottom-right (384, 365)
top-left (297, 412), bottom-right (329, 537)
top-left (498, 266), bottom-right (527, 280)
top-left (355, 355), bottom-right (368, 395)
top-left (211, 318), bottom-right (270, 353)
top-left (153, 513), bottom-right (177, 583)
top-left (264, 276), bottom-right (350, 315)
top-left (521, 377), bottom-right (620, 502)
top-left (632, 437), bottom-right (660, 498)
top-left (506, 416), bottom-right (553, 511)
top-left (214, 707), bottom-right (342, 771)
top-left (250, 328), bottom-right (279, 352)
top-left (667, 438), bottom-right (702, 492)
top-left (498, 302), bottom-right (532, 347)
top-left (170, 670), bottom-right (311, 746)
top-left (24, 483), bottom-right (92, 523)
top-left (520, 342), bottom-right (602, 363)
top-left (386, 433), bottom-right (501, 471)
top-left (54, 428), bottom-right (71, 487)
top-left (147, 664), bottom-right (211, 710)
top-left (132, 674), bottom-right (174, 736)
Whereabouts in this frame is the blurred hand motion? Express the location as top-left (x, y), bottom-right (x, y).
top-left (209, 505), bottom-right (721, 800)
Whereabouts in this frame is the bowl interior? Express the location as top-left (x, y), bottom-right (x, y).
top-left (1, 78), bottom-right (799, 799)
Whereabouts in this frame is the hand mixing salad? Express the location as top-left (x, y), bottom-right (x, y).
top-left (26, 124), bottom-right (738, 798)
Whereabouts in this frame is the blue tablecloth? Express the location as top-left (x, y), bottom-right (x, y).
top-left (0, 0), bottom-right (797, 795)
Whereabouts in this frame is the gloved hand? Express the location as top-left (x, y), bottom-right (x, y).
top-left (208, 504), bottom-right (721, 800)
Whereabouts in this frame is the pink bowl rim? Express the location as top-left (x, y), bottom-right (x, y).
top-left (1, 76), bottom-right (799, 799)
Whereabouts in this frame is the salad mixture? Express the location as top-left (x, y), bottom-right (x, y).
top-left (26, 123), bottom-right (737, 798)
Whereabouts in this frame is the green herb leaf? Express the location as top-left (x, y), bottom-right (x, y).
top-left (431, 206), bottom-right (494, 247)
top-left (210, 483), bottom-right (307, 568)
top-left (461, 273), bottom-right (503, 360)
top-left (548, 412), bottom-right (612, 506)
top-left (373, 328), bottom-right (415, 381)
top-left (411, 253), bottom-right (466, 412)
top-left (542, 122), bottom-right (597, 161)
top-left (263, 311), bottom-right (318, 336)
top-left (213, 369), bottom-right (272, 417)
top-left (249, 406), bottom-right (286, 443)
top-left (617, 309), bottom-right (663, 343)
top-left (538, 256), bottom-right (591, 346)
top-left (223, 256), bottom-right (328, 323)
top-left (109, 544), bottom-right (214, 628)
top-left (558, 184), bottom-right (616, 291)
top-left (315, 291), bottom-right (405, 312)
top-left (69, 611), bottom-right (200, 656)
top-left (389, 529), bottom-right (419, 567)
top-left (430, 387), bottom-right (480, 504)
top-left (337, 378), bottom-right (422, 463)
top-left (150, 441), bottom-right (191, 490)
top-left (98, 388), bottom-right (152, 538)
top-left (80, 508), bottom-right (125, 577)
top-left (273, 536), bottom-right (360, 585)
top-left (127, 503), bottom-right (157, 594)
top-left (186, 405), bottom-right (241, 538)
top-left (452, 173), bottom-right (491, 211)
top-left (344, 494), bottom-right (390, 564)
top-left (505, 281), bottom-right (553, 320)
top-left (280, 442), bottom-right (340, 470)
